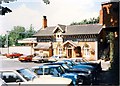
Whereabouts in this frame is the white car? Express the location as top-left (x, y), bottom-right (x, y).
top-left (49, 55), bottom-right (67, 62)
top-left (0, 67), bottom-right (72, 85)
top-left (0, 78), bottom-right (7, 86)
top-left (32, 55), bottom-right (48, 63)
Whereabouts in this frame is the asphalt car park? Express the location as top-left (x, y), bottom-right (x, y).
top-left (0, 55), bottom-right (115, 85)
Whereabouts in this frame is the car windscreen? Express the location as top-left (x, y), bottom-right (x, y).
top-left (17, 69), bottom-right (37, 81)
top-left (62, 64), bottom-right (72, 69)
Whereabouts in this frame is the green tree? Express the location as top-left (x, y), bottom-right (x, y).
top-left (8, 25), bottom-right (36, 46)
top-left (0, 35), bottom-right (6, 47)
top-left (70, 17), bottom-right (99, 25)
top-left (0, 0), bottom-right (50, 15)
top-left (9, 26), bottom-right (25, 46)
top-left (25, 24), bottom-right (36, 38)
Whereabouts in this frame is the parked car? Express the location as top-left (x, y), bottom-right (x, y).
top-left (0, 67), bottom-right (72, 85)
top-left (44, 62), bottom-right (94, 84)
top-left (31, 65), bottom-right (84, 85)
top-left (56, 60), bottom-right (98, 82)
top-left (0, 78), bottom-right (7, 86)
top-left (32, 55), bottom-right (49, 63)
top-left (18, 55), bottom-right (33, 62)
top-left (48, 54), bottom-right (67, 62)
top-left (60, 59), bottom-right (94, 70)
top-left (70, 58), bottom-right (102, 72)
top-left (5, 52), bottom-right (23, 58)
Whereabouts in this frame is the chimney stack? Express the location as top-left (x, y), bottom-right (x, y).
top-left (42, 16), bottom-right (47, 29)
top-left (99, 9), bottom-right (103, 25)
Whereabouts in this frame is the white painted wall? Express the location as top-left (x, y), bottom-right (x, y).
top-left (95, 41), bottom-right (98, 60)
top-left (0, 46), bottom-right (34, 55)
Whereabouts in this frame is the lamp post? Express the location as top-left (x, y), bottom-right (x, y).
top-left (6, 31), bottom-right (9, 54)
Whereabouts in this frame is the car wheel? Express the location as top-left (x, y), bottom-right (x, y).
top-left (10, 56), bottom-right (13, 59)
top-left (78, 76), bottom-right (91, 85)
top-left (77, 78), bottom-right (84, 85)
top-left (41, 60), bottom-right (44, 63)
top-left (28, 60), bottom-right (31, 62)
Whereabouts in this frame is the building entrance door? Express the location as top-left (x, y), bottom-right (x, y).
top-left (68, 49), bottom-right (72, 58)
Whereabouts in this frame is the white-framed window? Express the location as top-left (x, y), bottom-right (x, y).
top-left (83, 43), bottom-right (91, 58)
top-left (59, 48), bottom-right (62, 55)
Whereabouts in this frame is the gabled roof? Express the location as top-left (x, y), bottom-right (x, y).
top-left (33, 24), bottom-right (103, 36)
top-left (53, 24), bottom-right (66, 33)
top-left (62, 40), bottom-right (78, 47)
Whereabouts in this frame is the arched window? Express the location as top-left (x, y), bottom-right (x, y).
top-left (82, 43), bottom-right (91, 58)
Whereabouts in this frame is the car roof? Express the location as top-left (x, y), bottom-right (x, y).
top-left (70, 58), bottom-right (83, 59)
top-left (44, 62), bottom-right (65, 65)
top-left (70, 58), bottom-right (88, 62)
top-left (32, 65), bottom-right (61, 69)
top-left (41, 65), bottom-right (61, 68)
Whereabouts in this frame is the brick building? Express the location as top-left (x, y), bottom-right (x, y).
top-left (33, 16), bottom-right (104, 60)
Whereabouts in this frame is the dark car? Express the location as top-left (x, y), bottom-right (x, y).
top-left (61, 59), bottom-right (94, 69)
top-left (44, 62), bottom-right (94, 84)
top-left (60, 60), bottom-right (98, 78)
top-left (31, 65), bottom-right (84, 85)
top-left (70, 58), bottom-right (102, 72)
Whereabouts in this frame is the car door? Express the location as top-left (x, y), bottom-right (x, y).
top-left (0, 71), bottom-right (24, 84)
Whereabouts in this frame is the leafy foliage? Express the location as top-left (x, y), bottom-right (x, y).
top-left (0, 0), bottom-right (49, 15)
top-left (9, 26), bottom-right (26, 46)
top-left (0, 6), bottom-right (12, 15)
top-left (0, 0), bottom-right (16, 15)
top-left (0, 25), bottom-right (36, 47)
top-left (43, 0), bottom-right (50, 4)
top-left (0, 35), bottom-right (6, 47)
top-left (70, 17), bottom-right (99, 25)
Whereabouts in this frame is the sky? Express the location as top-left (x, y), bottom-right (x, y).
top-left (0, 0), bottom-right (110, 35)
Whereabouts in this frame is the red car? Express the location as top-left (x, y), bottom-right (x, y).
top-left (5, 52), bottom-right (23, 58)
top-left (18, 55), bottom-right (33, 62)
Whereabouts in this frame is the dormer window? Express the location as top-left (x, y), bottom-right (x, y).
top-left (56, 32), bottom-right (63, 42)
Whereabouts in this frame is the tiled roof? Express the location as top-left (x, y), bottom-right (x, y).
top-left (64, 24), bottom-right (103, 35)
top-left (33, 26), bottom-right (55, 36)
top-left (33, 24), bottom-right (102, 36)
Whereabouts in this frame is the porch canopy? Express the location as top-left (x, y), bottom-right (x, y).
top-left (18, 38), bottom-right (37, 43)
top-left (34, 43), bottom-right (51, 50)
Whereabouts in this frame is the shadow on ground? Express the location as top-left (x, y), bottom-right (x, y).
top-left (94, 69), bottom-right (119, 86)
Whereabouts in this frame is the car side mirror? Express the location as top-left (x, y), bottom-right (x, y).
top-left (16, 79), bottom-right (21, 85)
top-left (16, 79), bottom-right (21, 83)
